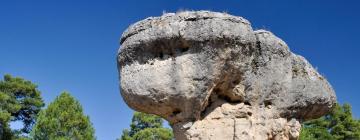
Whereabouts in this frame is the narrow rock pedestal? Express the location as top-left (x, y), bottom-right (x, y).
top-left (173, 100), bottom-right (301, 140)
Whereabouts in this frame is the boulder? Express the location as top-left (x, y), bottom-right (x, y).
top-left (117, 11), bottom-right (336, 140)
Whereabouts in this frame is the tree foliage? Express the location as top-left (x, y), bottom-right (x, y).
top-left (300, 103), bottom-right (360, 140)
top-left (119, 112), bottom-right (173, 140)
top-left (0, 74), bottom-right (44, 139)
top-left (31, 92), bottom-right (95, 140)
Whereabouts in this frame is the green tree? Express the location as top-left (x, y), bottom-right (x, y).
top-left (300, 103), bottom-right (360, 140)
top-left (0, 74), bottom-right (44, 139)
top-left (31, 92), bottom-right (95, 140)
top-left (119, 112), bottom-right (173, 140)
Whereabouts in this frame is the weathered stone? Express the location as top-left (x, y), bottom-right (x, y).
top-left (117, 11), bottom-right (336, 140)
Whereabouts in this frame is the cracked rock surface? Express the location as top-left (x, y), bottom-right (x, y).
top-left (117, 11), bottom-right (336, 140)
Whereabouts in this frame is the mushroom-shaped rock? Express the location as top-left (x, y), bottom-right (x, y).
top-left (117, 11), bottom-right (336, 140)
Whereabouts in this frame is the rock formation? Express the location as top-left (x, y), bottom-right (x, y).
top-left (117, 11), bottom-right (336, 140)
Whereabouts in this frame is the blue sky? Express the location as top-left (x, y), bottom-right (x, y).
top-left (0, 0), bottom-right (359, 139)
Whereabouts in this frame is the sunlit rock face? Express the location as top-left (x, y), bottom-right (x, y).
top-left (117, 11), bottom-right (336, 140)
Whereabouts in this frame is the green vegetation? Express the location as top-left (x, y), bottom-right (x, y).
top-left (3, 74), bottom-right (360, 140)
top-left (119, 112), bottom-right (173, 140)
top-left (300, 103), bottom-right (360, 140)
top-left (0, 74), bottom-right (44, 139)
top-left (0, 74), bottom-right (95, 140)
top-left (31, 92), bottom-right (95, 140)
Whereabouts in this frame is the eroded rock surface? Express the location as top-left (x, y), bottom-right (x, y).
top-left (117, 11), bottom-right (336, 140)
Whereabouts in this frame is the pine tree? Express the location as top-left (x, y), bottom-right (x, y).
top-left (300, 103), bottom-right (360, 140)
top-left (0, 74), bottom-right (44, 139)
top-left (31, 92), bottom-right (95, 140)
top-left (119, 112), bottom-right (173, 140)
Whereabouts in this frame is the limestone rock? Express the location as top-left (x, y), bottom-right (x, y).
top-left (117, 11), bottom-right (336, 140)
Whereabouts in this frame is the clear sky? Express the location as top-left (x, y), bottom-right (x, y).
top-left (0, 0), bottom-right (359, 139)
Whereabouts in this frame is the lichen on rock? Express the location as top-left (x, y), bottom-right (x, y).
top-left (117, 11), bottom-right (336, 140)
